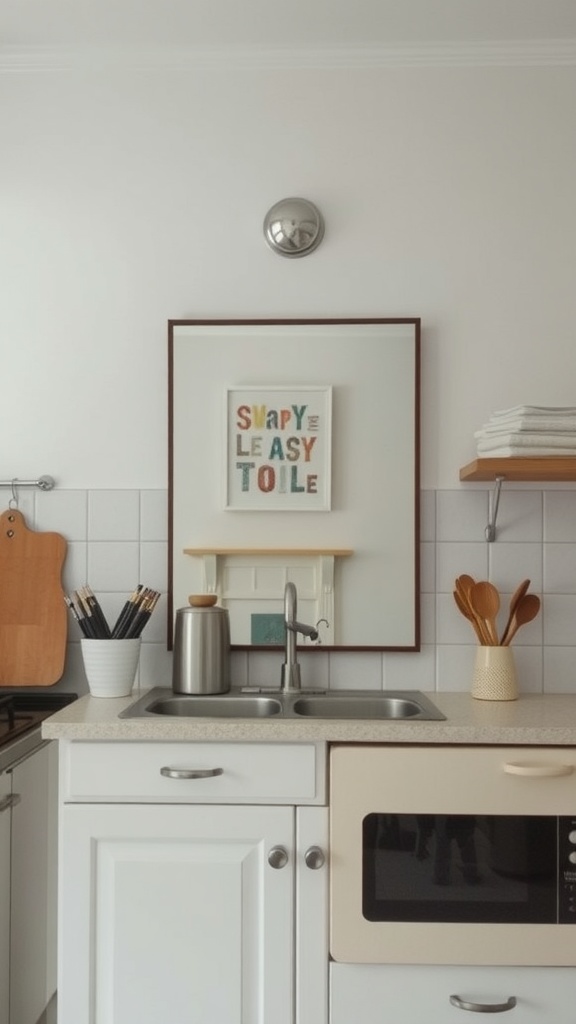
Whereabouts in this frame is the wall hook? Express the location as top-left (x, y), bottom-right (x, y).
top-left (9, 479), bottom-right (19, 509)
top-left (485, 475), bottom-right (505, 542)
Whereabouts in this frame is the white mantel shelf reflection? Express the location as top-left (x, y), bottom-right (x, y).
top-left (183, 548), bottom-right (353, 647)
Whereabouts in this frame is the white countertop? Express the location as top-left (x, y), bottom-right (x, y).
top-left (41, 690), bottom-right (576, 745)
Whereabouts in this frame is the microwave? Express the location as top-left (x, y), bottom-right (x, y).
top-left (330, 745), bottom-right (576, 966)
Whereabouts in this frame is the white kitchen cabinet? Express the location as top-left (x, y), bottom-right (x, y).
top-left (330, 963), bottom-right (576, 1024)
top-left (0, 738), bottom-right (57, 1024)
top-left (9, 741), bottom-right (58, 1024)
top-left (58, 740), bottom-right (328, 1024)
top-left (0, 772), bottom-right (12, 1024)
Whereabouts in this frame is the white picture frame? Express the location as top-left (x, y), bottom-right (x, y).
top-left (224, 384), bottom-right (332, 511)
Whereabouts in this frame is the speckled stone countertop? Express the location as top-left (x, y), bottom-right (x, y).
top-left (42, 690), bottom-right (576, 745)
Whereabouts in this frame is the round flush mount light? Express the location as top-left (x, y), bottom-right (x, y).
top-left (263, 197), bottom-right (324, 258)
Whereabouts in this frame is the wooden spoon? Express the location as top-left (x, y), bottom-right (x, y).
top-left (453, 590), bottom-right (488, 644)
top-left (455, 579), bottom-right (492, 645)
top-left (470, 581), bottom-right (500, 645)
top-left (502, 593), bottom-right (541, 646)
top-left (501, 579), bottom-right (531, 646)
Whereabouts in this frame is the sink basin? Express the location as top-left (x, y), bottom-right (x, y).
top-left (119, 688), bottom-right (445, 721)
top-left (292, 694), bottom-right (438, 720)
top-left (143, 695), bottom-right (282, 718)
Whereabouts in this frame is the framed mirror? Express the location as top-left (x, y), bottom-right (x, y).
top-left (169, 318), bottom-right (420, 651)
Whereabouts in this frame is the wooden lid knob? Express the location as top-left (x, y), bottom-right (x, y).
top-left (188, 594), bottom-right (218, 608)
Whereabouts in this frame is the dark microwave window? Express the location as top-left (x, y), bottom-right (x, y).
top-left (362, 814), bottom-right (557, 924)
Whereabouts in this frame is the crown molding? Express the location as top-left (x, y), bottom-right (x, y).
top-left (2, 39), bottom-right (576, 72)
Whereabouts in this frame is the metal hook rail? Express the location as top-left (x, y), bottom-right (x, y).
top-left (0, 476), bottom-right (55, 491)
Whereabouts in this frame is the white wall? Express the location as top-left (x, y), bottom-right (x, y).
top-left (2, 62), bottom-right (576, 490)
top-left (3, 59), bottom-right (576, 696)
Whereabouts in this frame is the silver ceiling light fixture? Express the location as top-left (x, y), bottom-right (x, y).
top-left (263, 197), bottom-right (324, 258)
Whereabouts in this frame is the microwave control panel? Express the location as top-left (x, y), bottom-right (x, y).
top-left (559, 816), bottom-right (576, 923)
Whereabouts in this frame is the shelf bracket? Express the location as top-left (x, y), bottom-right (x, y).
top-left (485, 475), bottom-right (505, 543)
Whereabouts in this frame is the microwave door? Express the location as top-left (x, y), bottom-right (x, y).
top-left (362, 812), bottom-right (558, 924)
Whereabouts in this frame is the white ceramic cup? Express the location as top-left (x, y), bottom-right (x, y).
top-left (81, 638), bottom-right (141, 698)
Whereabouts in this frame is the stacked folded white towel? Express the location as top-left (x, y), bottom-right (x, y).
top-left (475, 406), bottom-right (576, 457)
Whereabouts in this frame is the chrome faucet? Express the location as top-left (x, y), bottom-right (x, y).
top-left (281, 582), bottom-right (319, 692)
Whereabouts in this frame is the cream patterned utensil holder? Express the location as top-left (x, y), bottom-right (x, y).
top-left (471, 645), bottom-right (518, 701)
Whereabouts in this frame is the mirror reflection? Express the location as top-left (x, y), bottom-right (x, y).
top-left (169, 318), bottom-right (420, 651)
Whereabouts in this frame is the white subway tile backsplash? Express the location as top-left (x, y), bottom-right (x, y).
top-left (436, 489), bottom-right (488, 542)
top-left (140, 490), bottom-right (168, 541)
top-left (87, 541), bottom-right (140, 592)
top-left (88, 490), bottom-right (140, 541)
top-left (435, 644), bottom-right (476, 693)
top-left (139, 541), bottom-right (168, 592)
top-left (245, 650), bottom-right (283, 690)
top-left (62, 541), bottom-right (88, 593)
top-left (435, 542), bottom-right (488, 594)
top-left (36, 488), bottom-right (87, 539)
top-left (544, 491), bottom-right (576, 542)
top-left (436, 592), bottom-right (477, 646)
top-left (488, 542), bottom-right (542, 593)
top-left (138, 642), bottom-right (173, 690)
top-left (491, 490), bottom-right (542, 542)
top-left (513, 646), bottom-right (544, 693)
top-left (544, 543), bottom-right (576, 593)
top-left (230, 650), bottom-right (249, 689)
top-left (543, 594), bottom-right (576, 646)
top-left (44, 485), bottom-right (576, 698)
top-left (543, 647), bottom-right (576, 693)
top-left (384, 646), bottom-right (436, 691)
top-left (328, 651), bottom-right (383, 691)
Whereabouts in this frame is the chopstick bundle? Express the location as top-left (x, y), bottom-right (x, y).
top-left (112, 587), bottom-right (160, 639)
top-left (65, 584), bottom-right (161, 640)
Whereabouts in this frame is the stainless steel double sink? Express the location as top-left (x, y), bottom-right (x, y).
top-left (120, 688), bottom-right (445, 721)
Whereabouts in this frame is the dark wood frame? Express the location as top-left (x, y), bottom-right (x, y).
top-left (168, 317), bottom-right (420, 652)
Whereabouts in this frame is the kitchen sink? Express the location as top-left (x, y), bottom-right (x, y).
top-left (120, 688), bottom-right (445, 721)
top-left (142, 695), bottom-right (282, 718)
top-left (291, 694), bottom-right (439, 719)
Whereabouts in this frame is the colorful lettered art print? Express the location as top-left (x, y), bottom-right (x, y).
top-left (225, 385), bottom-right (332, 510)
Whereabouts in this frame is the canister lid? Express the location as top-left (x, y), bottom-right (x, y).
top-left (188, 594), bottom-right (218, 607)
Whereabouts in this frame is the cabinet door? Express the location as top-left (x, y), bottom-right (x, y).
top-left (60, 803), bottom-right (294, 1024)
top-left (297, 806), bottom-right (329, 1024)
top-left (10, 741), bottom-right (57, 1024)
top-left (330, 964), bottom-right (576, 1024)
top-left (0, 773), bottom-right (12, 1024)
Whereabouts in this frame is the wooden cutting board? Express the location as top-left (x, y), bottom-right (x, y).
top-left (0, 508), bottom-right (67, 686)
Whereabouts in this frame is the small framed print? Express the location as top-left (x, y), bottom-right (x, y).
top-left (225, 385), bottom-right (332, 511)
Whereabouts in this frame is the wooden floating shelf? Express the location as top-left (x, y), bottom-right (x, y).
top-left (184, 547), bottom-right (354, 557)
top-left (460, 457), bottom-right (576, 482)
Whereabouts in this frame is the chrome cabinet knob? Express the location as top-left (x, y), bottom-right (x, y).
top-left (304, 845), bottom-right (325, 870)
top-left (268, 846), bottom-right (289, 869)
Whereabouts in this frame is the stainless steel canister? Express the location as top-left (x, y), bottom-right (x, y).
top-left (172, 605), bottom-right (231, 694)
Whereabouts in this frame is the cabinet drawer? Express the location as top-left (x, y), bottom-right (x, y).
top-left (330, 964), bottom-right (576, 1024)
top-left (61, 741), bottom-right (326, 804)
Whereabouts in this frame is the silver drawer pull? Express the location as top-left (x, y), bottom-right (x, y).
top-left (0, 793), bottom-right (21, 814)
top-left (160, 767), bottom-right (224, 780)
top-left (450, 995), bottom-right (517, 1013)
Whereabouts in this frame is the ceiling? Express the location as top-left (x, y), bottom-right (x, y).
top-left (3, 0), bottom-right (576, 52)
